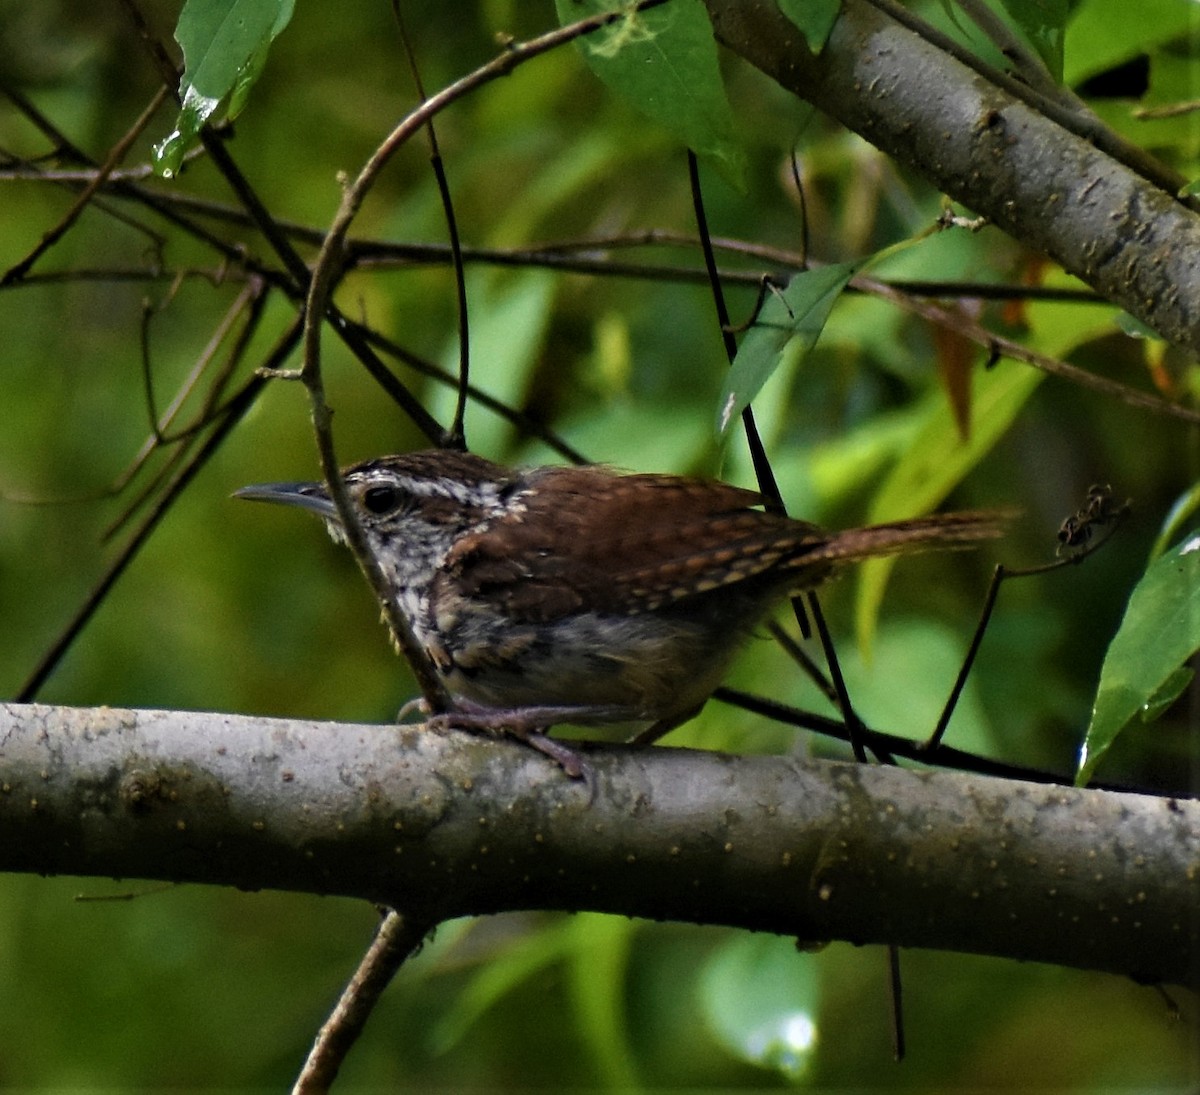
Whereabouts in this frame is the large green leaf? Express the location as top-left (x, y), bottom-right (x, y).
top-left (716, 261), bottom-right (861, 436)
top-left (555, 0), bottom-right (746, 187)
top-left (1077, 533), bottom-right (1200, 785)
top-left (154, 0), bottom-right (294, 177)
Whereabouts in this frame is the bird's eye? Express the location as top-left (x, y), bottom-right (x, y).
top-left (362, 484), bottom-right (400, 514)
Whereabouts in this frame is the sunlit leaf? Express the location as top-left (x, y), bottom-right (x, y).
top-left (554, 0), bottom-right (746, 187)
top-left (154, 0), bottom-right (294, 177)
top-left (701, 934), bottom-right (820, 1080)
top-left (777, 0), bottom-right (842, 53)
top-left (716, 261), bottom-right (860, 436)
top-left (1077, 533), bottom-right (1200, 785)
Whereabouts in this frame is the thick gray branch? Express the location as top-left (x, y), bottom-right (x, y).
top-left (0, 703), bottom-right (1195, 985)
top-left (704, 0), bottom-right (1200, 356)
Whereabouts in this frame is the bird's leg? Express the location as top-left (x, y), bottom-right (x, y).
top-left (425, 701), bottom-right (639, 782)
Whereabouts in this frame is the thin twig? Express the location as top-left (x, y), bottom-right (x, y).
top-left (15, 369), bottom-right (273, 700)
top-left (392, 0), bottom-right (470, 449)
top-left (0, 84), bottom-right (169, 256)
top-left (887, 944), bottom-right (905, 1061)
top-left (105, 284), bottom-right (269, 543)
top-left (292, 910), bottom-right (435, 1094)
top-left (347, 320), bottom-right (590, 465)
top-left (953, 0), bottom-right (1059, 97)
top-left (709, 686), bottom-right (1166, 794)
top-left (686, 151), bottom-right (783, 507)
top-left (15, 308), bottom-right (295, 700)
top-left (139, 280), bottom-right (256, 445)
top-left (688, 150), bottom-right (813, 641)
top-left (688, 157), bottom-right (899, 1058)
top-left (856, 271), bottom-right (1200, 426)
top-left (924, 504), bottom-right (1130, 752)
top-left (117, 0), bottom-right (446, 442)
top-left (2, 85), bottom-right (170, 284)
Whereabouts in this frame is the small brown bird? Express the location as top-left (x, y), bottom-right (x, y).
top-left (237, 450), bottom-right (1001, 774)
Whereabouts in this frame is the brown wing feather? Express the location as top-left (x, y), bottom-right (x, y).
top-left (442, 466), bottom-right (821, 621)
top-left (441, 465), bottom-right (1004, 623)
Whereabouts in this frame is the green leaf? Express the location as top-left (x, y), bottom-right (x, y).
top-left (997, 0), bottom-right (1067, 83)
top-left (1064, 0), bottom-right (1195, 86)
top-left (716, 261), bottom-right (861, 436)
top-left (433, 271), bottom-right (556, 454)
top-left (1113, 311), bottom-right (1159, 340)
top-left (777, 0), bottom-right (842, 53)
top-left (555, 0), bottom-right (746, 188)
top-left (934, 0), bottom-right (972, 37)
top-left (1139, 666), bottom-right (1194, 725)
top-left (154, 0), bottom-right (294, 177)
top-left (566, 916), bottom-right (638, 1090)
top-left (855, 358), bottom-right (1042, 652)
top-left (429, 919), bottom-right (576, 1053)
top-left (1149, 480), bottom-right (1200, 561)
top-left (700, 934), bottom-right (820, 1080)
top-left (1077, 533), bottom-right (1200, 785)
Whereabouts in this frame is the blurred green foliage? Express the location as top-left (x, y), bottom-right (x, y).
top-left (0, 0), bottom-right (1197, 1089)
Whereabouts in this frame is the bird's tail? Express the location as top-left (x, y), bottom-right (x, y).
top-left (802, 510), bottom-right (1008, 568)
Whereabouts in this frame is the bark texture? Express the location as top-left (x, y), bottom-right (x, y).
top-left (703, 0), bottom-right (1200, 356)
top-left (1, 703), bottom-right (1195, 985)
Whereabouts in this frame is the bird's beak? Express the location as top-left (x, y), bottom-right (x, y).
top-left (233, 481), bottom-right (338, 521)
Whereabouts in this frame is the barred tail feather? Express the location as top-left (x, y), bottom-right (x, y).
top-left (803, 510), bottom-right (1008, 569)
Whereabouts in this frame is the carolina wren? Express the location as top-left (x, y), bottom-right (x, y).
top-left (237, 450), bottom-right (1001, 774)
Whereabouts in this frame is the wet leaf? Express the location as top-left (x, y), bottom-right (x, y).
top-left (154, 0), bottom-right (294, 177)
